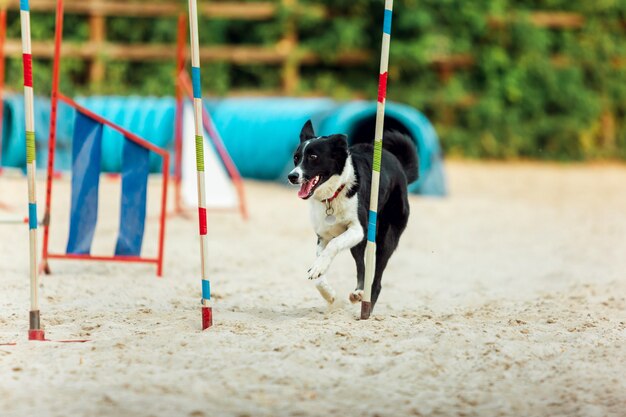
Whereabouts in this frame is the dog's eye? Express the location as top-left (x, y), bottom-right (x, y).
top-left (294, 155), bottom-right (300, 164)
top-left (309, 154), bottom-right (318, 161)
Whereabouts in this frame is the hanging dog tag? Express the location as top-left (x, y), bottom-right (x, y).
top-left (325, 201), bottom-right (336, 224)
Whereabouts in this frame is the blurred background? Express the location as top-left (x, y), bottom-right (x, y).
top-left (2, 0), bottom-right (626, 161)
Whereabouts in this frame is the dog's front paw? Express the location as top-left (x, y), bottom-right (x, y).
top-left (308, 255), bottom-right (331, 280)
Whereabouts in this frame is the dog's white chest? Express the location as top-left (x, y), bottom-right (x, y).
top-left (310, 195), bottom-right (358, 241)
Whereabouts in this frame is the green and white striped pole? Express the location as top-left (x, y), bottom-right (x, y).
top-left (361, 0), bottom-right (393, 320)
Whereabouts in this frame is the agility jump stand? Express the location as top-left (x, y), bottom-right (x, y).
top-left (40, 0), bottom-right (169, 277)
top-left (41, 96), bottom-right (170, 275)
top-left (173, 13), bottom-right (248, 220)
top-left (361, 0), bottom-right (393, 320)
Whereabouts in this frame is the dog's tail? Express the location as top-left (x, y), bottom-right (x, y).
top-left (383, 130), bottom-right (419, 183)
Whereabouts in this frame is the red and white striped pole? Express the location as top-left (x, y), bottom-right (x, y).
top-left (361, 0), bottom-right (393, 320)
top-left (187, 0), bottom-right (212, 330)
top-left (20, 0), bottom-right (44, 340)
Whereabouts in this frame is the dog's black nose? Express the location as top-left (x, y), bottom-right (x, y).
top-left (288, 172), bottom-right (299, 184)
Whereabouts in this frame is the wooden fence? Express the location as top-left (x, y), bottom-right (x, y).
top-left (4, 0), bottom-right (364, 94)
top-left (2, 1), bottom-right (614, 95)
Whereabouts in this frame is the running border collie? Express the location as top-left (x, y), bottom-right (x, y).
top-left (288, 120), bottom-right (418, 313)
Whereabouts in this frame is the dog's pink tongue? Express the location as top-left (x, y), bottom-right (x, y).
top-left (298, 180), bottom-right (313, 199)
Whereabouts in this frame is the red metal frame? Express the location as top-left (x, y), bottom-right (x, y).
top-left (41, 0), bottom-right (64, 273)
top-left (173, 13), bottom-right (248, 220)
top-left (174, 14), bottom-right (186, 214)
top-left (47, 253), bottom-right (159, 265)
top-left (41, 0), bottom-right (169, 277)
top-left (0, 8), bottom-right (6, 174)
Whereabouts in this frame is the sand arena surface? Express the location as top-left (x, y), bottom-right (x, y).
top-left (1, 161), bottom-right (625, 417)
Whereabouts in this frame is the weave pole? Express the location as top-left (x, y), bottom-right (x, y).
top-left (187, 0), bottom-right (212, 330)
top-left (20, 0), bottom-right (44, 340)
top-left (361, 0), bottom-right (393, 320)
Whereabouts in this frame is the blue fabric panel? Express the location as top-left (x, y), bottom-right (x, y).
top-left (114, 137), bottom-right (150, 256)
top-left (20, 0), bottom-right (30, 11)
top-left (66, 113), bottom-right (103, 254)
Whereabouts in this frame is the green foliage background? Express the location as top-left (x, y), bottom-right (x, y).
top-left (5, 0), bottom-right (626, 160)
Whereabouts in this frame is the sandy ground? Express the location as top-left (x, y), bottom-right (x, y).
top-left (0, 161), bottom-right (625, 417)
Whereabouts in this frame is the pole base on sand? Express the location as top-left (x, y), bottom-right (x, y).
top-left (40, 260), bottom-right (51, 275)
top-left (360, 301), bottom-right (372, 320)
top-left (29, 310), bottom-right (45, 340)
top-left (28, 329), bottom-right (45, 341)
top-left (201, 306), bottom-right (213, 330)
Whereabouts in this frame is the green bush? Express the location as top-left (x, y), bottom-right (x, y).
top-left (5, 0), bottom-right (626, 160)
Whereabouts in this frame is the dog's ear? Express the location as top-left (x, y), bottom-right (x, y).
top-left (329, 134), bottom-right (349, 169)
top-left (329, 134), bottom-right (348, 154)
top-left (329, 134), bottom-right (348, 149)
top-left (300, 120), bottom-right (316, 142)
top-left (330, 134), bottom-right (348, 143)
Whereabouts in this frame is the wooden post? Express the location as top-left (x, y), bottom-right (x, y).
top-left (600, 111), bottom-right (616, 151)
top-left (281, 0), bottom-right (298, 94)
top-left (88, 2), bottom-right (105, 84)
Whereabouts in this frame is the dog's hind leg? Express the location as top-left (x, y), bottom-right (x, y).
top-left (371, 223), bottom-right (401, 312)
top-left (370, 188), bottom-right (410, 311)
top-left (349, 241), bottom-right (366, 303)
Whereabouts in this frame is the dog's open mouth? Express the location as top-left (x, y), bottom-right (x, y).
top-left (298, 175), bottom-right (322, 199)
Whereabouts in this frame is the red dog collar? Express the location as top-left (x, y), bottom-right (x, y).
top-left (323, 184), bottom-right (346, 203)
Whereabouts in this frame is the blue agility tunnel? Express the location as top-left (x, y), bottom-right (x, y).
top-left (1, 95), bottom-right (446, 196)
top-left (208, 98), bottom-right (446, 195)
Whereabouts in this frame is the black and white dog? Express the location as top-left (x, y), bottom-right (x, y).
top-left (288, 120), bottom-right (418, 313)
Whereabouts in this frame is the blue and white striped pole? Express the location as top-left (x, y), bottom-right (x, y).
top-left (20, 0), bottom-right (44, 340)
top-left (361, 0), bottom-right (393, 320)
